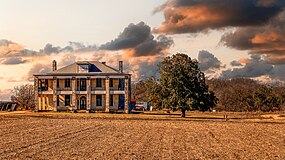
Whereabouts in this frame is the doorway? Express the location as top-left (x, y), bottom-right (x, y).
top-left (80, 96), bottom-right (87, 110)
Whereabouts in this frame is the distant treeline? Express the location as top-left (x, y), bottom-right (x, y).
top-left (132, 78), bottom-right (285, 112)
top-left (207, 78), bottom-right (285, 112)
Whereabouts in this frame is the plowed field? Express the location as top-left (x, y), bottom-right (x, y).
top-left (0, 112), bottom-right (284, 159)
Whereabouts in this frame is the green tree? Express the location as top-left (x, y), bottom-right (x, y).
top-left (145, 78), bottom-right (163, 110)
top-left (160, 53), bottom-right (217, 117)
top-left (131, 78), bottom-right (163, 109)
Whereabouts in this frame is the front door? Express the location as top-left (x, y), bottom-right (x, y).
top-left (80, 96), bottom-right (86, 110)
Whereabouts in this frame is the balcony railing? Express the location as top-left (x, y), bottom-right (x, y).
top-left (91, 87), bottom-right (106, 91)
top-left (57, 87), bottom-right (72, 91)
top-left (38, 87), bottom-right (53, 92)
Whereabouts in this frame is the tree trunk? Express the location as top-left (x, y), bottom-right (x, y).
top-left (181, 109), bottom-right (186, 118)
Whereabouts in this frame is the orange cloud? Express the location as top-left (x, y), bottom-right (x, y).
top-left (155, 0), bottom-right (284, 34)
top-left (0, 43), bottom-right (24, 57)
top-left (239, 57), bottom-right (251, 64)
top-left (251, 32), bottom-right (285, 45)
top-left (154, 6), bottom-right (225, 34)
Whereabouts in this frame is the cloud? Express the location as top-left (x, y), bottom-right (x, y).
top-left (58, 54), bottom-right (78, 67)
top-left (92, 51), bottom-right (162, 81)
top-left (230, 60), bottom-right (242, 67)
top-left (154, 0), bottom-right (285, 34)
top-left (26, 63), bottom-right (51, 81)
top-left (220, 54), bottom-right (285, 82)
top-left (198, 50), bottom-right (223, 72)
top-left (221, 10), bottom-right (285, 64)
top-left (7, 78), bottom-right (21, 82)
top-left (99, 22), bottom-right (174, 57)
top-left (1, 57), bottom-right (29, 65)
top-left (0, 39), bottom-right (98, 58)
top-left (0, 89), bottom-right (13, 101)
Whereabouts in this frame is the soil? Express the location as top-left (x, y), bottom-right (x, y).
top-left (0, 112), bottom-right (284, 159)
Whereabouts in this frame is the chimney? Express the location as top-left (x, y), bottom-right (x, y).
top-left (119, 61), bottom-right (123, 73)
top-left (52, 60), bottom-right (57, 71)
top-left (102, 62), bottom-right (106, 65)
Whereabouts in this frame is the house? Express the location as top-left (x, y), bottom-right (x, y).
top-left (34, 60), bottom-right (131, 113)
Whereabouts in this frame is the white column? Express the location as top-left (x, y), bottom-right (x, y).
top-left (52, 77), bottom-right (57, 111)
top-left (87, 77), bottom-right (91, 110)
top-left (105, 77), bottom-right (110, 112)
top-left (124, 76), bottom-right (130, 113)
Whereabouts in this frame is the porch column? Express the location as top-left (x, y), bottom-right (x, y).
top-left (42, 96), bottom-right (46, 110)
top-left (38, 96), bottom-right (41, 111)
top-left (124, 76), bottom-right (130, 113)
top-left (46, 96), bottom-right (49, 110)
top-left (71, 77), bottom-right (76, 109)
top-left (34, 76), bottom-right (39, 111)
top-left (52, 77), bottom-right (57, 111)
top-left (105, 77), bottom-right (110, 112)
top-left (87, 77), bottom-right (91, 110)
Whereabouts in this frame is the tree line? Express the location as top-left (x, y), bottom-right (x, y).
top-left (207, 78), bottom-right (285, 112)
top-left (132, 54), bottom-right (285, 113)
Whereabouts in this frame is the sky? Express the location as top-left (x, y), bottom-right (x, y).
top-left (1, 0), bottom-right (285, 100)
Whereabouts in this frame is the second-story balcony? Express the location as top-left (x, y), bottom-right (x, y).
top-left (91, 86), bottom-right (106, 91)
top-left (38, 86), bottom-right (53, 95)
top-left (57, 87), bottom-right (72, 91)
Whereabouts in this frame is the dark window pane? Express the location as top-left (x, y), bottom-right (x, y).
top-left (118, 78), bottom-right (124, 90)
top-left (110, 95), bottom-right (113, 106)
top-left (80, 79), bottom-right (86, 91)
top-left (65, 79), bottom-right (70, 87)
top-left (96, 78), bottom-right (102, 87)
top-left (65, 95), bottom-right (70, 106)
top-left (110, 78), bottom-right (113, 87)
top-left (57, 95), bottom-right (59, 106)
top-left (96, 95), bottom-right (102, 106)
top-left (118, 94), bottom-right (125, 110)
top-left (57, 79), bottom-right (59, 88)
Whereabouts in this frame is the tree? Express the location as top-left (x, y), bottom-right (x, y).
top-left (160, 53), bottom-right (217, 117)
top-left (207, 78), bottom-right (260, 112)
top-left (254, 86), bottom-right (283, 112)
top-left (131, 78), bottom-right (163, 110)
top-left (131, 79), bottom-right (149, 101)
top-left (145, 78), bottom-right (163, 110)
top-left (12, 84), bottom-right (35, 110)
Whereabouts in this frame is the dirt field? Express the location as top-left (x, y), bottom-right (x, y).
top-left (0, 112), bottom-right (285, 159)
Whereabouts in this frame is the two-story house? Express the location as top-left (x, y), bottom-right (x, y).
top-left (34, 60), bottom-right (131, 113)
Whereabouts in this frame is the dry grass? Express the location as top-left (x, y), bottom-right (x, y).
top-left (0, 111), bottom-right (285, 159)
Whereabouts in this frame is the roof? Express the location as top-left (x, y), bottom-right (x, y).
top-left (34, 61), bottom-right (130, 76)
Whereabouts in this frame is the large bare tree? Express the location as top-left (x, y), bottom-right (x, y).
top-left (12, 84), bottom-right (35, 110)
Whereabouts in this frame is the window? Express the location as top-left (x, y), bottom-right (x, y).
top-left (118, 78), bottom-right (124, 90)
top-left (109, 78), bottom-right (113, 87)
top-left (96, 95), bottom-right (102, 106)
top-left (65, 79), bottom-right (70, 87)
top-left (96, 78), bottom-right (102, 87)
top-left (39, 79), bottom-right (48, 91)
top-left (78, 65), bottom-right (89, 73)
top-left (57, 95), bottom-right (60, 106)
top-left (57, 79), bottom-right (59, 88)
top-left (80, 79), bottom-right (86, 91)
top-left (65, 95), bottom-right (70, 106)
top-left (110, 95), bottom-right (113, 106)
top-left (118, 94), bottom-right (125, 110)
